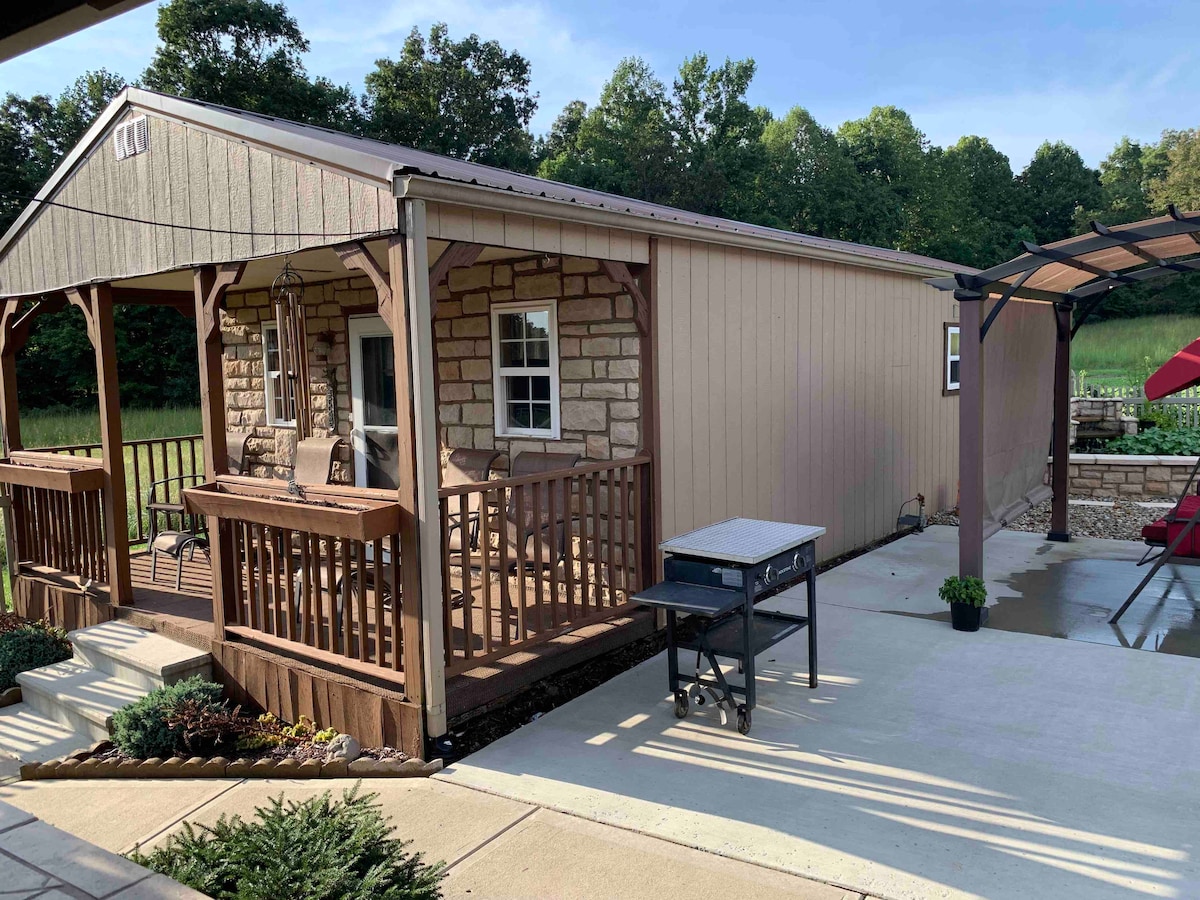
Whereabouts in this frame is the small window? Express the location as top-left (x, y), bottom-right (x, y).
top-left (491, 301), bottom-right (560, 438)
top-left (263, 322), bottom-right (295, 427)
top-left (945, 324), bottom-right (960, 393)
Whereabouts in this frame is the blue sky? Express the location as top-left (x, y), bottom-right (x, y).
top-left (0, 0), bottom-right (1195, 169)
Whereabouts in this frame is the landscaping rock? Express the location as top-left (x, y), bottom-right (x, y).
top-left (324, 733), bottom-right (361, 763)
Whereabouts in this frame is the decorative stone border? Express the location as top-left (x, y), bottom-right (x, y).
top-left (19, 741), bottom-right (443, 781)
top-left (0, 687), bottom-right (21, 709)
top-left (1066, 454), bottom-right (1199, 499)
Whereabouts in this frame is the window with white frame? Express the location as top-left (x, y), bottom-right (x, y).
top-left (491, 301), bottom-right (560, 438)
top-left (945, 324), bottom-right (960, 392)
top-left (262, 322), bottom-right (295, 426)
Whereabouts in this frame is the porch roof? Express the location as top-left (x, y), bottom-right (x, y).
top-left (0, 87), bottom-right (971, 299)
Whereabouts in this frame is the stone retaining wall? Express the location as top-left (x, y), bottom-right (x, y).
top-left (1068, 454), bottom-right (1199, 499)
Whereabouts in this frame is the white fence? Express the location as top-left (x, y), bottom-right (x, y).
top-left (1072, 374), bottom-right (1200, 428)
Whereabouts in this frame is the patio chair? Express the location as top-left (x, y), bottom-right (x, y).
top-left (503, 451), bottom-right (581, 568)
top-left (226, 430), bottom-right (251, 475)
top-left (443, 448), bottom-right (502, 554)
top-left (292, 436), bottom-right (344, 486)
top-left (1110, 455), bottom-right (1200, 624)
top-left (146, 473), bottom-right (206, 542)
top-left (150, 528), bottom-right (209, 591)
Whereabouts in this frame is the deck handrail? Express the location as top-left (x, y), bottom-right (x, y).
top-left (438, 453), bottom-right (653, 498)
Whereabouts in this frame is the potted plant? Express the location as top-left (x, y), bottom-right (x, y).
top-left (939, 575), bottom-right (987, 632)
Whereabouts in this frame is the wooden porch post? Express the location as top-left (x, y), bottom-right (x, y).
top-left (193, 263), bottom-right (245, 634)
top-left (1048, 303), bottom-right (1072, 542)
top-left (389, 199), bottom-right (447, 746)
top-left (957, 293), bottom-right (986, 580)
top-left (66, 285), bottom-right (132, 603)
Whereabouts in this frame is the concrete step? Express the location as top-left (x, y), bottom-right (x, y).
top-left (0, 703), bottom-right (103, 764)
top-left (16, 661), bottom-right (149, 742)
top-left (69, 621), bottom-right (211, 692)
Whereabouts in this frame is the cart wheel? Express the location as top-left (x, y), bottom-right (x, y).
top-left (674, 691), bottom-right (689, 719)
top-left (736, 705), bottom-right (751, 735)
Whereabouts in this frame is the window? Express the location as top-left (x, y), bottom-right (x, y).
top-left (945, 324), bottom-right (960, 393)
top-left (491, 301), bottom-right (560, 438)
top-left (262, 322), bottom-right (295, 426)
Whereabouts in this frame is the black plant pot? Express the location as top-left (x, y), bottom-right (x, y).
top-left (950, 602), bottom-right (986, 632)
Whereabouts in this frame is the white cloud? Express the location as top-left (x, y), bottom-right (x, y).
top-left (302, 0), bottom-right (630, 133)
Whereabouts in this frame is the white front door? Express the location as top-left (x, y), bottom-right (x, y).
top-left (348, 315), bottom-right (399, 489)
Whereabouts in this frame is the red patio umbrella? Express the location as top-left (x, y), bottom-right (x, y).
top-left (1145, 336), bottom-right (1200, 401)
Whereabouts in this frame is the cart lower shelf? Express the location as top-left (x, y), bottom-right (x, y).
top-left (678, 609), bottom-right (808, 661)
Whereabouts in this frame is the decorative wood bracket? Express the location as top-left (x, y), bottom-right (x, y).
top-left (335, 242), bottom-right (393, 321)
top-left (428, 242), bottom-right (484, 318)
top-left (64, 287), bottom-right (99, 348)
top-left (1, 295), bottom-right (67, 358)
top-left (196, 263), bottom-right (246, 344)
top-left (598, 260), bottom-right (651, 337)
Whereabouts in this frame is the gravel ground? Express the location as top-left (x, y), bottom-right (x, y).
top-left (928, 494), bottom-right (1163, 542)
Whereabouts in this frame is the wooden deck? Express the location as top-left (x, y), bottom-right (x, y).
top-left (122, 548), bottom-right (653, 721)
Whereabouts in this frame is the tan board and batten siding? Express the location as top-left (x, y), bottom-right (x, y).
top-left (654, 237), bottom-right (959, 561)
top-left (0, 110), bottom-right (397, 297)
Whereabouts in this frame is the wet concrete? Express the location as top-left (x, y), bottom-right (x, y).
top-left (800, 525), bottom-right (1200, 658)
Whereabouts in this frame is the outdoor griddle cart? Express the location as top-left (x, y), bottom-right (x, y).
top-left (632, 518), bottom-right (824, 735)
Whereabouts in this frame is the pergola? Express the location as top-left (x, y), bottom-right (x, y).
top-left (930, 206), bottom-right (1200, 578)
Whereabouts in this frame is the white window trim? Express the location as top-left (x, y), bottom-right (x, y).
top-left (262, 322), bottom-right (296, 428)
top-left (490, 300), bottom-right (561, 439)
top-left (946, 325), bottom-right (961, 392)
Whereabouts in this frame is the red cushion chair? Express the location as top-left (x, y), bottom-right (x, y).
top-left (1142, 495), bottom-right (1200, 555)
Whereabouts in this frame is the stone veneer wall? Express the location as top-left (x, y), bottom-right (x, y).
top-left (433, 254), bottom-right (642, 468)
top-left (1067, 454), bottom-right (1199, 499)
top-left (221, 276), bottom-right (380, 483)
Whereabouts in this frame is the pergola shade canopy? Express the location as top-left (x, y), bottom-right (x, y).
top-left (1145, 336), bottom-right (1200, 402)
top-left (929, 207), bottom-right (1200, 305)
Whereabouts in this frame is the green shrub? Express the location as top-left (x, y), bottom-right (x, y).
top-left (130, 787), bottom-right (444, 900)
top-left (111, 676), bottom-right (223, 759)
top-left (939, 575), bottom-right (987, 608)
top-left (1102, 427), bottom-right (1200, 456)
top-left (0, 623), bottom-right (72, 690)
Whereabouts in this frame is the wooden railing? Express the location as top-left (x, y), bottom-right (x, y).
top-left (185, 477), bottom-right (408, 677)
top-left (438, 455), bottom-right (653, 676)
top-left (49, 434), bottom-right (204, 542)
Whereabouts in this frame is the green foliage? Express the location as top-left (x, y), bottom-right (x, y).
top-left (143, 0), bottom-right (361, 132)
top-left (1102, 427), bottom-right (1200, 456)
top-left (938, 576), bottom-right (987, 608)
top-left (0, 623), bottom-right (72, 690)
top-left (1017, 141), bottom-right (1103, 245)
top-left (130, 787), bottom-right (444, 900)
top-left (364, 23), bottom-right (536, 171)
top-left (111, 676), bottom-right (224, 759)
top-left (1071, 315), bottom-right (1200, 376)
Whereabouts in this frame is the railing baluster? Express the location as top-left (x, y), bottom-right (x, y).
top-left (590, 471), bottom-right (602, 610)
top-left (547, 476), bottom-right (560, 628)
top-left (355, 540), bottom-right (368, 662)
top-left (562, 475), bottom-right (577, 621)
top-left (606, 469), bottom-right (617, 607)
top-left (514, 481), bottom-right (528, 641)
top-left (441, 497), bottom-right (454, 665)
top-left (282, 528), bottom-right (296, 642)
top-left (479, 489), bottom-right (494, 657)
top-left (497, 486), bottom-right (511, 647)
top-left (340, 537), bottom-right (353, 658)
top-left (372, 537), bottom-right (384, 666)
top-left (459, 492), bottom-right (474, 662)
top-left (531, 480), bottom-right (545, 636)
top-left (576, 474), bottom-right (590, 616)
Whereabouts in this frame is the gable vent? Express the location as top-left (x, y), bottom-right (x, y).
top-left (114, 116), bottom-right (149, 160)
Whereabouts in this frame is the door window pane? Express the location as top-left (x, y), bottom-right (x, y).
top-left (361, 335), bottom-right (397, 426)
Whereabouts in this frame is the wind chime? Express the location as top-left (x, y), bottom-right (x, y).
top-left (270, 260), bottom-right (313, 440)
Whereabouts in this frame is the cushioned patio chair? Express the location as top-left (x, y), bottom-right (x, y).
top-left (503, 451), bottom-right (581, 568)
top-left (1111, 455), bottom-right (1200, 624)
top-left (150, 529), bottom-right (209, 591)
top-left (146, 473), bottom-right (206, 541)
top-left (443, 448), bottom-right (503, 554)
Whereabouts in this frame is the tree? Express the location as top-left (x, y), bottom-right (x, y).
top-left (757, 106), bottom-right (864, 239)
top-left (364, 23), bottom-right (537, 171)
top-left (668, 54), bottom-right (767, 220)
top-left (941, 136), bottom-right (1023, 266)
top-left (142, 0), bottom-right (361, 131)
top-left (1145, 129), bottom-right (1200, 212)
top-left (538, 58), bottom-right (677, 205)
top-left (1017, 141), bottom-right (1101, 244)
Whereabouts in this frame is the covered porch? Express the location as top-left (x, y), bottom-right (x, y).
top-left (0, 88), bottom-right (659, 756)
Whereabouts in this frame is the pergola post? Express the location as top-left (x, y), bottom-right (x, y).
top-left (1048, 303), bottom-right (1072, 542)
top-left (0, 299), bottom-right (25, 593)
top-left (388, 199), bottom-right (447, 749)
top-left (193, 263), bottom-right (245, 634)
top-left (957, 293), bottom-right (986, 580)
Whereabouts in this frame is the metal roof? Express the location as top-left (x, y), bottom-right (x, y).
top-left (1, 88), bottom-right (974, 278)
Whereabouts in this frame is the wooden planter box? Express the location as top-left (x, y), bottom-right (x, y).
top-left (0, 452), bottom-right (104, 493)
top-left (184, 481), bottom-right (401, 542)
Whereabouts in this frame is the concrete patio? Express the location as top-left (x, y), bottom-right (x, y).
top-left (441, 526), bottom-right (1200, 899)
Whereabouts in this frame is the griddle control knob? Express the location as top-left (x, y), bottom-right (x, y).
top-left (793, 551), bottom-right (802, 572)
top-left (762, 564), bottom-right (777, 586)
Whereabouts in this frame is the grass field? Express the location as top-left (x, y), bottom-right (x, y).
top-left (1072, 315), bottom-right (1200, 387)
